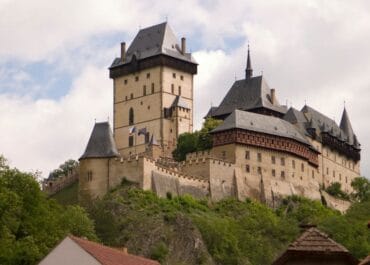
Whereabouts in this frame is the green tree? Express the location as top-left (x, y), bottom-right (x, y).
top-left (198, 118), bottom-right (222, 150)
top-left (325, 182), bottom-right (349, 200)
top-left (351, 177), bottom-right (370, 202)
top-left (48, 159), bottom-right (78, 179)
top-left (0, 155), bottom-right (9, 171)
top-left (172, 118), bottom-right (222, 161)
top-left (0, 156), bottom-right (96, 265)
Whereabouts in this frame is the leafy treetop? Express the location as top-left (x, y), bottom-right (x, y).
top-left (172, 118), bottom-right (222, 161)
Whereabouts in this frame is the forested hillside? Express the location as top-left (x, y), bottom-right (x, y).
top-left (1, 155), bottom-right (369, 265)
top-left (87, 181), bottom-right (370, 265)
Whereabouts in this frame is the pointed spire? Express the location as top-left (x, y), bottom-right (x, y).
top-left (80, 122), bottom-right (119, 160)
top-left (246, 44), bottom-right (253, 79)
top-left (339, 107), bottom-right (355, 145)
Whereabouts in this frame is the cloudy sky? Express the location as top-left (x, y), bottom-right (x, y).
top-left (1, 0), bottom-right (370, 178)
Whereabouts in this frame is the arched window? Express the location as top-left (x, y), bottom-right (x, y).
top-left (129, 108), bottom-right (134, 125)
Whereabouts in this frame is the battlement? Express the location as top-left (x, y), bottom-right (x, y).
top-left (153, 163), bottom-right (208, 184)
top-left (182, 151), bottom-right (234, 167)
top-left (42, 169), bottom-right (78, 196)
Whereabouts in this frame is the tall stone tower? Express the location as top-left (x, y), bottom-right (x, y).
top-left (109, 22), bottom-right (197, 157)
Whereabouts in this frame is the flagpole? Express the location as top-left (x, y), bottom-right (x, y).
top-left (134, 131), bottom-right (137, 155)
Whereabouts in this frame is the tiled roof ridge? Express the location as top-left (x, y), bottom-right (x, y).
top-left (359, 254), bottom-right (370, 265)
top-left (69, 235), bottom-right (159, 265)
top-left (289, 227), bottom-right (349, 252)
top-left (70, 235), bottom-right (126, 256)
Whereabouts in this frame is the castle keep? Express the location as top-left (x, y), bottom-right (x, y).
top-left (79, 22), bottom-right (361, 210)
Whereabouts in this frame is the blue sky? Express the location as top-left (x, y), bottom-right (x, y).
top-left (1, 0), bottom-right (370, 179)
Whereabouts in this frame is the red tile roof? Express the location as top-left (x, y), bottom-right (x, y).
top-left (272, 227), bottom-right (358, 265)
top-left (69, 236), bottom-right (160, 265)
top-left (359, 255), bottom-right (370, 265)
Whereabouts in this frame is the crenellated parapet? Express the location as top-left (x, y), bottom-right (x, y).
top-left (42, 169), bottom-right (78, 196)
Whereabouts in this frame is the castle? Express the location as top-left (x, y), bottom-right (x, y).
top-left (78, 22), bottom-right (361, 211)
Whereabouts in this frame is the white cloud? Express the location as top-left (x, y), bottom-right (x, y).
top-left (0, 65), bottom-right (112, 176)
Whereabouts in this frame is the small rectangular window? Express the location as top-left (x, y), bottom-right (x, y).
top-left (281, 171), bottom-right (285, 178)
top-left (130, 93), bottom-right (133, 99)
top-left (246, 165), bottom-right (250, 173)
top-left (326, 167), bottom-right (329, 175)
top-left (281, 157), bottom-right (285, 166)
top-left (171, 84), bottom-right (174, 94)
top-left (129, 136), bottom-right (134, 147)
top-left (272, 169), bottom-right (276, 177)
top-left (301, 163), bottom-right (304, 172)
top-left (333, 171), bottom-right (335, 178)
top-left (143, 85), bottom-right (146, 96)
top-left (124, 79), bottom-right (128, 85)
top-left (292, 160), bottom-right (295, 169)
top-left (151, 83), bottom-right (155, 93)
top-left (180, 75), bottom-right (184, 80)
top-left (257, 167), bottom-right (262, 174)
top-left (135, 76), bottom-right (139, 82)
top-left (146, 73), bottom-right (150, 79)
top-left (173, 73), bottom-right (176, 78)
top-left (179, 86), bottom-right (181, 95)
top-left (87, 170), bottom-right (93, 181)
top-left (271, 156), bottom-right (276, 164)
top-left (312, 170), bottom-right (315, 179)
top-left (245, 151), bottom-right (250, 160)
top-left (257, 153), bottom-right (262, 162)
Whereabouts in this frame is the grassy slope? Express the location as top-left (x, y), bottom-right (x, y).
top-left (87, 184), bottom-right (300, 265)
top-left (50, 181), bottom-right (370, 265)
top-left (50, 181), bottom-right (78, 205)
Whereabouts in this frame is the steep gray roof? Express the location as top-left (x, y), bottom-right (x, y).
top-left (283, 107), bottom-right (309, 136)
top-left (211, 76), bottom-right (287, 118)
top-left (211, 110), bottom-right (310, 145)
top-left (171, 95), bottom-right (189, 109)
top-left (301, 105), bottom-right (341, 135)
top-left (300, 105), bottom-right (360, 147)
top-left (204, 106), bottom-right (218, 118)
top-left (110, 22), bottom-right (196, 68)
top-left (339, 107), bottom-right (355, 145)
top-left (80, 122), bottom-right (119, 160)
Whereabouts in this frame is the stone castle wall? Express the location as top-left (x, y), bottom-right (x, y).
top-left (42, 169), bottom-right (78, 196)
top-left (79, 146), bottom-right (356, 211)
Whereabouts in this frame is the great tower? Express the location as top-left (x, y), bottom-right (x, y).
top-left (109, 22), bottom-right (198, 157)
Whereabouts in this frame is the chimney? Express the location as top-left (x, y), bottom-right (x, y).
top-left (181, 37), bottom-right (186, 54)
top-left (121, 42), bottom-right (126, 62)
top-left (270, 89), bottom-right (276, 104)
